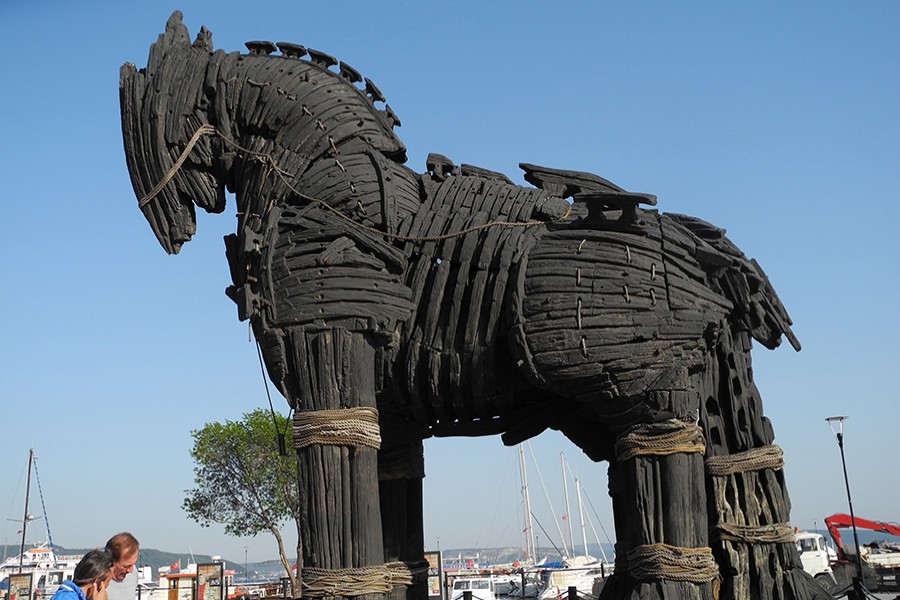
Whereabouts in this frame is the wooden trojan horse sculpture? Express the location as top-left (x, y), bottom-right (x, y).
top-left (121, 12), bottom-right (830, 600)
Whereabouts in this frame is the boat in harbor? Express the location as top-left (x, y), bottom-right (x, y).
top-left (489, 573), bottom-right (517, 595)
top-left (531, 452), bottom-right (615, 600)
top-left (0, 544), bottom-right (81, 596)
top-left (535, 556), bottom-right (611, 600)
top-left (449, 576), bottom-right (497, 600)
top-left (506, 575), bottom-right (540, 598)
top-left (1, 450), bottom-right (81, 599)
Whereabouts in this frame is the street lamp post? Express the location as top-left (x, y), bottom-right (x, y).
top-left (826, 416), bottom-right (867, 599)
top-left (244, 547), bottom-right (248, 585)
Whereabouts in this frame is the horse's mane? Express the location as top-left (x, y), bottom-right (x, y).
top-left (245, 40), bottom-right (401, 128)
top-left (214, 39), bottom-right (407, 167)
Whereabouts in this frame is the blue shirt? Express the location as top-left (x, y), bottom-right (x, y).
top-left (50, 581), bottom-right (87, 600)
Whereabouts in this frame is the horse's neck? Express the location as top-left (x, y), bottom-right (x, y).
top-left (214, 51), bottom-right (406, 231)
top-left (218, 52), bottom-right (400, 174)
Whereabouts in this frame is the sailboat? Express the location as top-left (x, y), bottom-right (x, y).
top-left (507, 445), bottom-right (616, 600)
top-left (505, 444), bottom-right (541, 599)
top-left (532, 451), bottom-right (614, 600)
top-left (0, 450), bottom-right (81, 599)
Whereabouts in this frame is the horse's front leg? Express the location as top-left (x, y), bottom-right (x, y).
top-left (378, 435), bottom-right (427, 600)
top-left (289, 326), bottom-right (387, 600)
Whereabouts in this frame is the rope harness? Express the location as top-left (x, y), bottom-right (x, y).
top-left (138, 125), bottom-right (572, 243)
top-left (300, 561), bottom-right (428, 597)
top-left (293, 407), bottom-right (381, 450)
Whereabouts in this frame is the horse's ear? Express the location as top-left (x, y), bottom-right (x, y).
top-left (147, 11), bottom-right (192, 73)
top-left (164, 10), bottom-right (189, 39)
top-left (193, 26), bottom-right (214, 51)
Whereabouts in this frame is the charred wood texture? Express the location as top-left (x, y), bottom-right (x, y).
top-left (121, 12), bottom-right (827, 600)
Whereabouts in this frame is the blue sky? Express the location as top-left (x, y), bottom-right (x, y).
top-left (1, 1), bottom-right (897, 566)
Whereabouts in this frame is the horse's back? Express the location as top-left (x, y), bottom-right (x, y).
top-left (509, 211), bottom-right (735, 403)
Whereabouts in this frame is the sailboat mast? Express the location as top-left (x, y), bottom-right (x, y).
top-left (561, 453), bottom-right (574, 556)
top-left (18, 448), bottom-right (34, 574)
top-left (576, 478), bottom-right (588, 556)
top-left (518, 444), bottom-right (537, 565)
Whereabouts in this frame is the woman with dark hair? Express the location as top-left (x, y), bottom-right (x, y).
top-left (50, 549), bottom-right (114, 600)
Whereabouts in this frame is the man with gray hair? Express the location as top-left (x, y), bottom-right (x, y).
top-left (105, 532), bottom-right (139, 600)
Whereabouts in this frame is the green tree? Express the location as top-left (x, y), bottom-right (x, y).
top-left (183, 408), bottom-right (299, 593)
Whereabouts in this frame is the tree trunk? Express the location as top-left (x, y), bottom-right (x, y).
top-left (270, 524), bottom-right (299, 595)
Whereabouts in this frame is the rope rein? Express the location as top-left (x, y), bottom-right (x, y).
top-left (138, 124), bottom-right (217, 208)
top-left (137, 125), bottom-right (572, 242)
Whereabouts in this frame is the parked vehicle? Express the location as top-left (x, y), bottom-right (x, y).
top-left (794, 531), bottom-right (836, 589)
top-left (825, 513), bottom-right (900, 592)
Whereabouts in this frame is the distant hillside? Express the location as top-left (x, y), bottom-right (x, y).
top-left (431, 529), bottom-right (900, 566)
top-left (0, 545), bottom-right (245, 574)
top-left (438, 543), bottom-right (617, 566)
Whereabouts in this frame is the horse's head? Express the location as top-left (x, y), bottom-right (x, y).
top-left (120, 11), bottom-right (225, 254)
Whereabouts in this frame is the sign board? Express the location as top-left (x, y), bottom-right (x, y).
top-left (8, 574), bottom-right (33, 600)
top-left (195, 563), bottom-right (224, 600)
top-left (424, 550), bottom-right (443, 600)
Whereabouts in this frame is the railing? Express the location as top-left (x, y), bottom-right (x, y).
top-left (135, 582), bottom-right (288, 600)
top-left (459, 585), bottom-right (596, 600)
top-left (443, 563), bottom-right (612, 600)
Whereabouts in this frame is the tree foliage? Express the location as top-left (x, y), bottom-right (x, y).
top-left (183, 408), bottom-right (298, 591)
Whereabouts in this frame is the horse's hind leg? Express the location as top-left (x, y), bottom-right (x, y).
top-left (598, 345), bottom-right (830, 600)
top-left (598, 391), bottom-right (718, 600)
top-left (288, 326), bottom-right (386, 600)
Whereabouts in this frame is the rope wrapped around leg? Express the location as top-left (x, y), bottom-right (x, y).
top-left (705, 444), bottom-right (784, 476)
top-left (293, 407), bottom-right (381, 450)
top-left (712, 522), bottom-right (795, 544)
top-left (626, 543), bottom-right (720, 586)
top-left (385, 560), bottom-right (430, 586)
top-left (614, 419), bottom-right (706, 462)
top-left (301, 561), bottom-right (429, 597)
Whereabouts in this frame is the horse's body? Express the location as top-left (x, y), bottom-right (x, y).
top-left (121, 13), bottom-right (826, 600)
